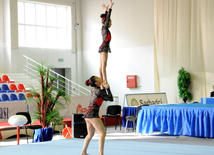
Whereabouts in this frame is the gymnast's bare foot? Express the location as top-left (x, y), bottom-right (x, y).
top-left (80, 153), bottom-right (89, 155)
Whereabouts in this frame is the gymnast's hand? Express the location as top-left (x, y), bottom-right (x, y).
top-left (102, 4), bottom-right (109, 11)
top-left (109, 0), bottom-right (114, 9)
top-left (91, 88), bottom-right (95, 93)
top-left (102, 81), bottom-right (110, 89)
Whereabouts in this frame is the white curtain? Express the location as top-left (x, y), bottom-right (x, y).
top-left (0, 0), bottom-right (11, 73)
top-left (154, 0), bottom-right (214, 103)
top-left (0, 0), bottom-right (5, 72)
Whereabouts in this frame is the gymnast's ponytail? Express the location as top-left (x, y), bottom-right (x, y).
top-left (85, 76), bottom-right (96, 87)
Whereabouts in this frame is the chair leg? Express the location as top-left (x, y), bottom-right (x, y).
top-left (132, 121), bottom-right (135, 132)
top-left (115, 117), bottom-right (118, 130)
top-left (128, 121), bottom-right (130, 131)
top-left (104, 117), bottom-right (107, 131)
top-left (102, 117), bottom-right (104, 125)
top-left (119, 116), bottom-right (121, 130)
top-left (24, 127), bottom-right (28, 143)
top-left (125, 120), bottom-right (128, 133)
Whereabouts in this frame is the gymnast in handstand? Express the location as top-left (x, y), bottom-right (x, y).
top-left (99, 0), bottom-right (114, 86)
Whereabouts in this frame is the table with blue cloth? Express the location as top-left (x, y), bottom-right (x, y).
top-left (122, 107), bottom-right (137, 128)
top-left (136, 103), bottom-right (214, 138)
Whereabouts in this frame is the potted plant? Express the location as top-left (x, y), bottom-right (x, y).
top-left (177, 67), bottom-right (193, 103)
top-left (27, 64), bottom-right (69, 142)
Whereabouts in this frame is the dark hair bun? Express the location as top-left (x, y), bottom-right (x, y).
top-left (100, 14), bottom-right (106, 19)
top-left (85, 79), bottom-right (91, 86)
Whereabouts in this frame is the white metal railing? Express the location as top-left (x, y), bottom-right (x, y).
top-left (23, 55), bottom-right (91, 96)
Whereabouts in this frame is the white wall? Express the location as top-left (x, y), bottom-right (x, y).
top-left (2, 0), bottom-right (155, 106)
top-left (8, 0), bottom-right (79, 82)
top-left (80, 0), bottom-right (154, 106)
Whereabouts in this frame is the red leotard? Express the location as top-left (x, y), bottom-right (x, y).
top-left (99, 9), bottom-right (112, 53)
top-left (84, 88), bottom-right (113, 118)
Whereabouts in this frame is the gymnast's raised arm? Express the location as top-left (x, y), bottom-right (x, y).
top-left (100, 83), bottom-right (113, 102)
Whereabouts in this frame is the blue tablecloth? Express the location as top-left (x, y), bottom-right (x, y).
top-left (122, 107), bottom-right (137, 128)
top-left (137, 103), bottom-right (214, 138)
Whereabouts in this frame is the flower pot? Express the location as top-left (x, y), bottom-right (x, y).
top-left (33, 127), bottom-right (53, 143)
top-left (183, 98), bottom-right (188, 103)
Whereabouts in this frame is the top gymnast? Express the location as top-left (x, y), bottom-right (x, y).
top-left (99, 0), bottom-right (114, 86)
top-left (81, 76), bottom-right (113, 155)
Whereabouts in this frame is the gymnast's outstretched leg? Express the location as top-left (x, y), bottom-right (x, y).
top-left (99, 52), bottom-right (108, 84)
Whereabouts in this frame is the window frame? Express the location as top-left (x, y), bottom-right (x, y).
top-left (17, 0), bottom-right (72, 50)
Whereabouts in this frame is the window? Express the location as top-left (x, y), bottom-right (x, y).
top-left (18, 1), bottom-right (71, 49)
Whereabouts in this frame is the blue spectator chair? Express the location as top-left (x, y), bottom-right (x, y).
top-left (18, 93), bottom-right (26, 100)
top-left (1, 94), bottom-right (10, 101)
top-left (1, 84), bottom-right (15, 93)
top-left (0, 87), bottom-right (6, 93)
top-left (10, 94), bottom-right (18, 101)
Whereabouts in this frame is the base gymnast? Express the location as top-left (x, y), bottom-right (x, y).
top-left (81, 76), bottom-right (113, 155)
top-left (99, 0), bottom-right (114, 86)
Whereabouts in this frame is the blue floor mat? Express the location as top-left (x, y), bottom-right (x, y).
top-left (1, 138), bottom-right (214, 155)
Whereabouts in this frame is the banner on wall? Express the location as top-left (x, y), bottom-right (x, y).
top-left (0, 101), bottom-right (28, 122)
top-left (59, 96), bottom-right (106, 118)
top-left (0, 96), bottom-right (106, 122)
top-left (125, 93), bottom-right (168, 106)
top-left (30, 96), bottom-right (106, 119)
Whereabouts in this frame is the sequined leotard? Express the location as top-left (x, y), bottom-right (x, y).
top-left (84, 87), bottom-right (113, 118)
top-left (98, 9), bottom-right (112, 53)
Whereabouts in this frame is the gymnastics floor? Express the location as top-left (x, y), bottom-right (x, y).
top-left (1, 130), bottom-right (214, 155)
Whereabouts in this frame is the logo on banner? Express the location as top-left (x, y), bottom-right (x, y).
top-left (76, 104), bottom-right (87, 113)
top-left (140, 99), bottom-right (163, 105)
top-left (0, 107), bottom-right (9, 119)
top-left (131, 98), bottom-right (139, 106)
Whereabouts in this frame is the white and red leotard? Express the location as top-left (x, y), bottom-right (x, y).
top-left (84, 87), bottom-right (113, 118)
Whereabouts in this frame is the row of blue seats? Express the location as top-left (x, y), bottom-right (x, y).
top-left (0, 93), bottom-right (26, 102)
top-left (0, 83), bottom-right (25, 93)
top-left (0, 84), bottom-right (15, 93)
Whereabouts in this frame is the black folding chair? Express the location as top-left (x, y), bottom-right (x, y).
top-left (102, 105), bottom-right (121, 131)
top-left (16, 112), bottom-right (43, 143)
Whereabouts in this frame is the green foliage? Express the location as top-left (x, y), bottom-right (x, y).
top-left (27, 63), bottom-right (69, 128)
top-left (177, 67), bottom-right (193, 102)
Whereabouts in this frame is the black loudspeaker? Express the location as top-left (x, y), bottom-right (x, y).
top-left (72, 113), bottom-right (87, 138)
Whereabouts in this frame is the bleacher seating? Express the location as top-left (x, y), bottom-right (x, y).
top-left (0, 87), bottom-right (6, 93)
top-left (0, 77), bottom-right (5, 83)
top-left (26, 93), bottom-right (32, 98)
top-left (1, 75), bottom-right (15, 83)
top-left (10, 84), bottom-right (23, 92)
top-left (0, 74), bottom-right (38, 140)
top-left (18, 93), bottom-right (26, 100)
top-left (17, 83), bottom-right (26, 92)
top-left (1, 94), bottom-right (10, 101)
top-left (0, 75), bottom-right (29, 102)
top-left (10, 94), bottom-right (18, 101)
top-left (1, 84), bottom-right (15, 93)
